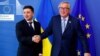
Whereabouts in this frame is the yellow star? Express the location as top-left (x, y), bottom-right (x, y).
top-left (81, 16), bottom-right (85, 21)
top-left (77, 50), bottom-right (81, 56)
top-left (85, 24), bottom-right (90, 29)
top-left (86, 33), bottom-right (91, 38)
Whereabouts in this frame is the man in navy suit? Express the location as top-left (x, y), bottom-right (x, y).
top-left (33, 2), bottom-right (91, 56)
top-left (16, 6), bottom-right (42, 56)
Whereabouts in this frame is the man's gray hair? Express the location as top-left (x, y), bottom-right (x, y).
top-left (58, 1), bottom-right (70, 9)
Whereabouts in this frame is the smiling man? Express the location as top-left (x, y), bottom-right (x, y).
top-left (16, 5), bottom-right (42, 56)
top-left (33, 2), bottom-right (91, 56)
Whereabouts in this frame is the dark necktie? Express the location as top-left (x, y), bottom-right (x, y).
top-left (29, 22), bottom-right (34, 31)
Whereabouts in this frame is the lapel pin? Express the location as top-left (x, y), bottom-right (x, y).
top-left (69, 21), bottom-right (71, 23)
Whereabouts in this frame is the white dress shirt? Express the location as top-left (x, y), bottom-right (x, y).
top-left (61, 16), bottom-right (69, 33)
top-left (27, 19), bottom-right (35, 30)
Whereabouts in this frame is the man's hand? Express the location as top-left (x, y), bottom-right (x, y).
top-left (39, 53), bottom-right (42, 56)
top-left (32, 35), bottom-right (41, 43)
top-left (84, 53), bottom-right (91, 56)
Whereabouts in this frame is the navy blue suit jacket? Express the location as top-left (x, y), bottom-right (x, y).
top-left (41, 15), bottom-right (89, 56)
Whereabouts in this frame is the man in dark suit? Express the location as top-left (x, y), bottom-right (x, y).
top-left (16, 6), bottom-right (42, 56)
top-left (33, 2), bottom-right (91, 56)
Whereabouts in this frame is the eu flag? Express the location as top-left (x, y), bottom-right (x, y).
top-left (72, 0), bottom-right (96, 56)
top-left (36, 0), bottom-right (54, 56)
top-left (0, 5), bottom-right (14, 14)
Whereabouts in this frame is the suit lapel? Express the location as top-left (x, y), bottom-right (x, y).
top-left (24, 19), bottom-right (35, 32)
top-left (24, 20), bottom-right (30, 29)
top-left (33, 20), bottom-right (37, 31)
top-left (57, 16), bottom-right (62, 36)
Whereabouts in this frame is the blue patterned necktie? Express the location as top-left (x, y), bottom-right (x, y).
top-left (62, 19), bottom-right (66, 34)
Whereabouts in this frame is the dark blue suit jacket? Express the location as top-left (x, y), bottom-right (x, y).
top-left (41, 15), bottom-right (89, 56)
top-left (16, 19), bottom-right (42, 56)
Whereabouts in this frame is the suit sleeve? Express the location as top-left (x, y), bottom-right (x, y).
top-left (37, 22), bottom-right (43, 53)
top-left (16, 23), bottom-right (34, 45)
top-left (40, 17), bottom-right (53, 39)
top-left (75, 20), bottom-right (90, 53)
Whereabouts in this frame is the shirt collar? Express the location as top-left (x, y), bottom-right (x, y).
top-left (26, 19), bottom-right (34, 23)
top-left (61, 16), bottom-right (69, 21)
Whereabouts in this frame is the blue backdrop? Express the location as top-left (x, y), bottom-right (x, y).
top-left (0, 0), bottom-right (100, 56)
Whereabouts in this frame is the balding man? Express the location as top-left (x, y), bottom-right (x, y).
top-left (33, 2), bottom-right (90, 56)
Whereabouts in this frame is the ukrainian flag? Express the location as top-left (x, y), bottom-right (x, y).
top-left (36, 0), bottom-right (54, 56)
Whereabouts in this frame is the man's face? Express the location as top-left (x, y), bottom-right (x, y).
top-left (59, 3), bottom-right (70, 18)
top-left (23, 8), bottom-right (33, 21)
